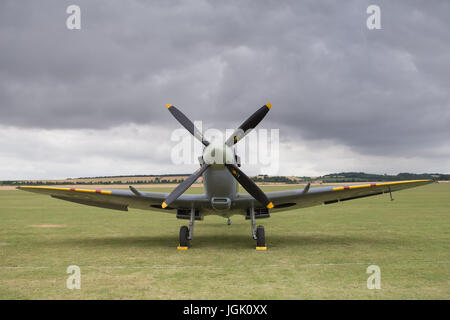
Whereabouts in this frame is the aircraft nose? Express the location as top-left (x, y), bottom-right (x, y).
top-left (203, 144), bottom-right (234, 165)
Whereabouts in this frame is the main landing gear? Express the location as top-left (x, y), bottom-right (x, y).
top-left (250, 206), bottom-right (267, 250)
top-left (177, 207), bottom-right (267, 250)
top-left (177, 208), bottom-right (195, 250)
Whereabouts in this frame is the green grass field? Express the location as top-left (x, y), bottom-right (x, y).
top-left (0, 183), bottom-right (449, 299)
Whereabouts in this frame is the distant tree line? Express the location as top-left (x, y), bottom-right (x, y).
top-left (0, 178), bottom-right (189, 186)
top-left (321, 172), bottom-right (448, 183)
top-left (252, 175), bottom-right (299, 184)
top-left (1, 172), bottom-right (448, 186)
top-left (74, 174), bottom-right (191, 179)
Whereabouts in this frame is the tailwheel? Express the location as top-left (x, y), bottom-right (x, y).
top-left (256, 225), bottom-right (266, 250)
top-left (178, 225), bottom-right (190, 250)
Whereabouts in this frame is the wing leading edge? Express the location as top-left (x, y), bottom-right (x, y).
top-left (232, 180), bottom-right (433, 213)
top-left (17, 186), bottom-right (209, 212)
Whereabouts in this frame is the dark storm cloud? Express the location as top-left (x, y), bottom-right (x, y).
top-left (0, 0), bottom-right (449, 158)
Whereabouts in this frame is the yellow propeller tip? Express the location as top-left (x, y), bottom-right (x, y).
top-left (267, 202), bottom-right (274, 209)
top-left (161, 202), bottom-right (168, 208)
top-left (266, 102), bottom-right (272, 110)
top-left (166, 104), bottom-right (173, 109)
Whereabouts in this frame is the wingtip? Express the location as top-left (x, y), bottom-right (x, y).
top-left (161, 202), bottom-right (168, 209)
top-left (266, 102), bottom-right (272, 110)
top-left (166, 104), bottom-right (173, 109)
top-left (266, 202), bottom-right (274, 209)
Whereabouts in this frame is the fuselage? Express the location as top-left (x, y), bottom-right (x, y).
top-left (201, 143), bottom-right (240, 216)
top-left (203, 165), bottom-right (238, 199)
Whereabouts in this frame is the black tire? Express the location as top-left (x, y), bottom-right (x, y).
top-left (179, 226), bottom-right (190, 247)
top-left (256, 225), bottom-right (265, 247)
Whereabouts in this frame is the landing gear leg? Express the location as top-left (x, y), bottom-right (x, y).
top-left (188, 207), bottom-right (195, 240)
top-left (250, 205), bottom-right (257, 240)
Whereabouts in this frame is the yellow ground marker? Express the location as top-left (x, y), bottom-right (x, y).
top-left (256, 246), bottom-right (267, 251)
top-left (177, 246), bottom-right (189, 250)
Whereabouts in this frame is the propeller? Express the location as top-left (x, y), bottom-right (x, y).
top-left (226, 164), bottom-right (274, 209)
top-left (225, 102), bottom-right (271, 146)
top-left (162, 102), bottom-right (273, 209)
top-left (166, 104), bottom-right (210, 146)
top-left (162, 164), bottom-right (210, 208)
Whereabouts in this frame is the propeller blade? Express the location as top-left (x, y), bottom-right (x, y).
top-left (161, 164), bottom-right (210, 208)
top-left (225, 164), bottom-right (274, 209)
top-left (166, 104), bottom-right (210, 146)
top-left (225, 102), bottom-right (271, 146)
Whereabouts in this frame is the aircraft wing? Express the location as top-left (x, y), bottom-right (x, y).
top-left (233, 180), bottom-right (433, 213)
top-left (17, 186), bottom-right (209, 213)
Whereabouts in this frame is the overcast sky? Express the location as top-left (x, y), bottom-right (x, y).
top-left (0, 0), bottom-right (449, 180)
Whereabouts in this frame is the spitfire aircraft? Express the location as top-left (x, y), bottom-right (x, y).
top-left (19, 103), bottom-right (432, 250)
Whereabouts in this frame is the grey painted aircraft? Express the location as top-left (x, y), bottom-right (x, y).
top-left (19, 103), bottom-right (432, 250)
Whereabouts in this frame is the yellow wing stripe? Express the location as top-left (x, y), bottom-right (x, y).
top-left (18, 186), bottom-right (112, 195)
top-left (332, 180), bottom-right (430, 191)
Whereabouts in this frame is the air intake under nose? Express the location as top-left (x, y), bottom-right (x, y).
top-left (211, 197), bottom-right (231, 210)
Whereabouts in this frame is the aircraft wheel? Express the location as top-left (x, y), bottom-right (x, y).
top-left (256, 225), bottom-right (265, 247)
top-left (179, 226), bottom-right (190, 247)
